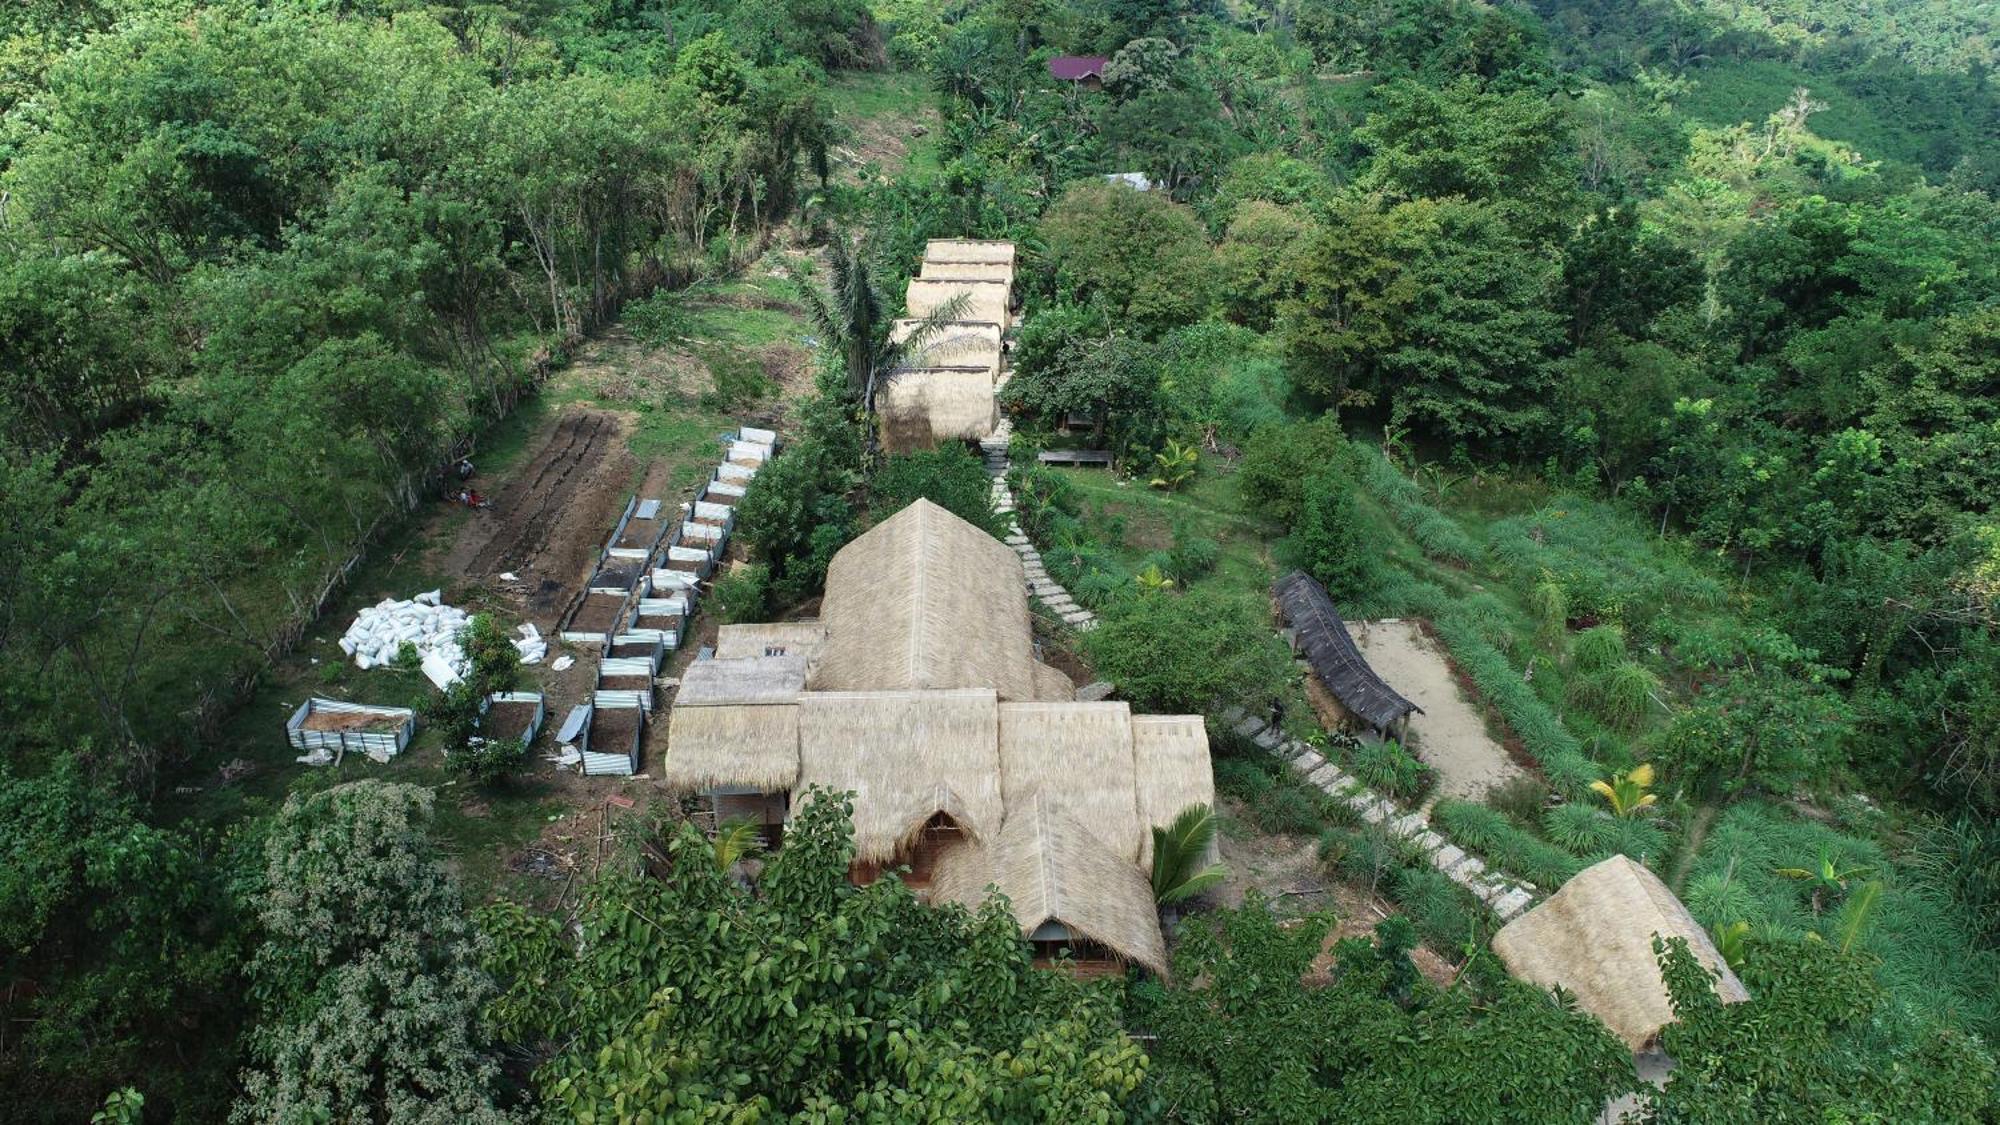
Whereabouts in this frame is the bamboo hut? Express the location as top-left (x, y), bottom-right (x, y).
top-left (793, 688), bottom-right (1004, 880)
top-left (811, 499), bottom-right (1038, 701)
top-left (877, 367), bottom-right (1001, 452)
top-left (889, 319), bottom-right (1003, 381)
top-left (1492, 855), bottom-right (1750, 1051)
top-left (925, 238), bottom-right (1017, 267)
top-left (998, 703), bottom-right (1139, 860)
top-left (1273, 571), bottom-right (1421, 739)
top-left (918, 259), bottom-right (1013, 285)
top-left (905, 278), bottom-right (1011, 326)
top-left (1131, 714), bottom-right (1217, 866)
top-left (714, 621), bottom-right (827, 661)
top-left (661, 655), bottom-right (808, 815)
top-left (931, 787), bottom-right (1169, 976)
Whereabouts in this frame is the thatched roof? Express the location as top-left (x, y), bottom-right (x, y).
top-left (1273, 571), bottom-right (1421, 731)
top-left (889, 319), bottom-right (1002, 380)
top-left (662, 703), bottom-right (800, 794)
top-left (878, 368), bottom-right (999, 452)
top-left (1030, 659), bottom-right (1076, 702)
top-left (998, 703), bottom-right (1139, 861)
top-left (1131, 715), bottom-right (1216, 867)
top-left (906, 278), bottom-right (1011, 326)
top-left (930, 787), bottom-right (1168, 976)
top-left (714, 622), bottom-right (827, 662)
top-left (811, 499), bottom-right (1037, 701)
top-left (675, 655), bottom-right (808, 706)
top-left (919, 260), bottom-right (1013, 284)
top-left (793, 689), bottom-right (1004, 864)
top-left (1493, 855), bottom-right (1751, 1051)
top-left (925, 239), bottom-right (1016, 267)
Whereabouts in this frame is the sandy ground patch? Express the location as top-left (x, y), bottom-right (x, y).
top-left (1347, 619), bottom-right (1522, 807)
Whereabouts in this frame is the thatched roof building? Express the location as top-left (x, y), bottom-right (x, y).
top-left (1493, 855), bottom-right (1751, 1051)
top-left (925, 238), bottom-right (1017, 267)
top-left (793, 689), bottom-right (1004, 865)
top-left (889, 319), bottom-right (1002, 381)
top-left (1030, 659), bottom-right (1077, 702)
top-left (1131, 715), bottom-right (1217, 866)
top-left (714, 621), bottom-right (826, 661)
top-left (1273, 570), bottom-right (1421, 735)
top-left (811, 500), bottom-right (1038, 701)
top-left (878, 367), bottom-right (1000, 452)
top-left (919, 260), bottom-right (1013, 284)
top-left (998, 703), bottom-right (1139, 862)
top-left (660, 655), bottom-right (808, 794)
top-left (905, 278), bottom-right (1011, 326)
top-left (931, 787), bottom-right (1169, 975)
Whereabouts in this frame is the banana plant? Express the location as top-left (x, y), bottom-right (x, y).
top-left (1589, 762), bottom-right (1659, 817)
top-left (1775, 847), bottom-right (1876, 917)
top-left (1710, 919), bottom-right (1751, 971)
top-left (1149, 439), bottom-right (1198, 491)
top-left (1134, 563), bottom-right (1176, 594)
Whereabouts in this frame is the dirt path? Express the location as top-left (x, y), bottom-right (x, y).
top-left (1347, 619), bottom-right (1522, 807)
top-left (449, 408), bottom-right (634, 623)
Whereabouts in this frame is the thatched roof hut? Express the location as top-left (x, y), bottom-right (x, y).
top-left (906, 278), bottom-right (1011, 326)
top-left (793, 689), bottom-right (1004, 865)
top-left (918, 260), bottom-right (1013, 285)
top-left (1493, 855), bottom-right (1750, 1051)
top-left (811, 499), bottom-right (1037, 701)
top-left (925, 238), bottom-right (1016, 267)
top-left (1130, 714), bottom-right (1217, 866)
top-left (878, 367), bottom-right (1000, 452)
top-left (714, 621), bottom-right (826, 661)
top-left (931, 787), bottom-right (1169, 975)
top-left (1273, 571), bottom-right (1421, 734)
top-left (661, 655), bottom-right (809, 793)
top-left (889, 319), bottom-right (1002, 381)
top-left (998, 703), bottom-right (1138, 861)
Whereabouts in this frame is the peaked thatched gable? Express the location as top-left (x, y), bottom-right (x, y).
top-left (931, 787), bottom-right (1168, 976)
top-left (1131, 714), bottom-right (1216, 866)
top-left (878, 368), bottom-right (1000, 452)
top-left (998, 703), bottom-right (1139, 861)
top-left (925, 238), bottom-right (1016, 266)
top-left (661, 655), bottom-right (809, 794)
top-left (793, 689), bottom-right (1003, 864)
top-left (811, 499), bottom-right (1036, 701)
top-left (1273, 570), bottom-right (1421, 732)
top-left (1493, 855), bottom-right (1751, 1051)
top-left (713, 622), bottom-right (826, 662)
top-left (889, 319), bottom-right (1003, 381)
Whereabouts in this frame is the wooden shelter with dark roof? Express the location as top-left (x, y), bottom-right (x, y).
top-left (1273, 570), bottom-right (1421, 740)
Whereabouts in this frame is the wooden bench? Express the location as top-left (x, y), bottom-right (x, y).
top-left (1037, 449), bottom-right (1114, 467)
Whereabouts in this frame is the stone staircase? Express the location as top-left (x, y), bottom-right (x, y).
top-left (1219, 705), bottom-right (1538, 923)
top-left (985, 419), bottom-right (1098, 631)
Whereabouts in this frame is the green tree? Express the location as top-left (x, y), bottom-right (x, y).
top-left (870, 444), bottom-right (1001, 535)
top-left (1041, 180), bottom-right (1214, 334)
top-left (1083, 587), bottom-right (1295, 713)
top-left (1293, 464), bottom-right (1376, 602)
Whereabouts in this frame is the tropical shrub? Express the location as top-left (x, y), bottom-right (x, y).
top-left (870, 444), bottom-right (998, 534)
top-left (1083, 588), bottom-right (1295, 714)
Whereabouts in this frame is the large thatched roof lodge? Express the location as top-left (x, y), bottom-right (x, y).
top-left (879, 239), bottom-right (1017, 453)
top-left (1493, 855), bottom-right (1751, 1051)
top-left (665, 499), bottom-right (1214, 975)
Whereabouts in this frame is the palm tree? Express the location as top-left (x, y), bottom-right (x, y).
top-left (1775, 847), bottom-right (1875, 917)
top-left (711, 818), bottom-right (763, 874)
top-left (791, 234), bottom-right (968, 415)
top-left (1151, 804), bottom-right (1227, 906)
top-left (1590, 763), bottom-right (1659, 817)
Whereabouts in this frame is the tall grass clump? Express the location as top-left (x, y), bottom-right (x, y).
top-left (1392, 866), bottom-right (1483, 953)
top-left (1433, 800), bottom-right (1586, 888)
top-left (1354, 447), bottom-right (1481, 564)
top-left (1487, 497), bottom-right (1727, 637)
top-left (1569, 624), bottom-right (1626, 674)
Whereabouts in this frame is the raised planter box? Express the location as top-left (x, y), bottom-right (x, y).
top-left (581, 697), bottom-right (643, 776)
top-left (287, 698), bottom-right (416, 764)
top-left (560, 590), bottom-right (631, 645)
top-left (596, 658), bottom-right (656, 711)
top-left (608, 630), bottom-right (668, 672)
top-left (478, 691), bottom-right (546, 746)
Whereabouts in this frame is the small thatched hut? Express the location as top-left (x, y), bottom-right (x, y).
top-left (905, 278), bottom-right (1011, 327)
top-left (925, 238), bottom-right (1017, 267)
top-left (1273, 570), bottom-right (1421, 739)
top-left (889, 319), bottom-right (1003, 381)
top-left (713, 621), bottom-right (826, 661)
top-left (662, 655), bottom-right (809, 834)
top-left (793, 688), bottom-right (1003, 879)
top-left (877, 367), bottom-right (1000, 452)
top-left (918, 259), bottom-right (1013, 285)
top-left (811, 499), bottom-right (1038, 701)
top-left (931, 787), bottom-right (1168, 976)
top-left (1493, 855), bottom-right (1751, 1051)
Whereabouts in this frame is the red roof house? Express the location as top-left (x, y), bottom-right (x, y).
top-left (1048, 56), bottom-right (1109, 87)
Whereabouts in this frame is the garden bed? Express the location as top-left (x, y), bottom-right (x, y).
top-left (479, 699), bottom-right (541, 743)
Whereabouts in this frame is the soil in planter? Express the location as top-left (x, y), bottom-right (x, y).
top-left (568, 594), bottom-right (627, 635)
top-left (663, 559), bottom-right (705, 574)
top-left (613, 517), bottom-right (664, 551)
top-left (598, 675), bottom-right (652, 694)
top-left (590, 706), bottom-right (643, 748)
top-left (635, 612), bottom-right (684, 634)
top-left (300, 709), bottom-right (402, 733)
top-left (609, 640), bottom-right (660, 662)
top-left (480, 700), bottom-right (540, 743)
top-left (591, 562), bottom-right (644, 589)
top-left (705, 492), bottom-right (740, 507)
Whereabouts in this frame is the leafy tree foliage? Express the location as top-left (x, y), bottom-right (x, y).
top-left (1083, 587), bottom-right (1296, 713)
top-left (870, 444), bottom-right (1001, 534)
top-left (1041, 180), bottom-right (1215, 334)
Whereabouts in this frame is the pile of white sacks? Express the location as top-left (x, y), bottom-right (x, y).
top-left (340, 591), bottom-right (469, 677)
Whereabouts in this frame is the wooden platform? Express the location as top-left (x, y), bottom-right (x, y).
top-left (1037, 449), bottom-right (1113, 467)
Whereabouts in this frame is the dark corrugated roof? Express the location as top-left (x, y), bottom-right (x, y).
top-left (1048, 56), bottom-right (1108, 80)
top-left (1274, 571), bottom-right (1421, 731)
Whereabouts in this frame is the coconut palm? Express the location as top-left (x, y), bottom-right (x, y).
top-left (1151, 804), bottom-right (1227, 906)
top-left (711, 818), bottom-right (763, 873)
top-left (1589, 762), bottom-right (1659, 817)
top-left (791, 235), bottom-right (968, 415)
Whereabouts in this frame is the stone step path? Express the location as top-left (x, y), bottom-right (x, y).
top-left (1218, 706), bottom-right (1538, 923)
top-left (985, 418), bottom-right (1098, 632)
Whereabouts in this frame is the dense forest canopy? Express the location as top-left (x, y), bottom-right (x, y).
top-left (2, 0), bottom-right (1997, 1119)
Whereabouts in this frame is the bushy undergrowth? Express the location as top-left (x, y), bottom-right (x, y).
top-left (1487, 496), bottom-right (1725, 636)
top-left (1391, 866), bottom-right (1484, 954)
top-left (1353, 449), bottom-right (1481, 565)
top-left (1432, 800), bottom-right (1587, 889)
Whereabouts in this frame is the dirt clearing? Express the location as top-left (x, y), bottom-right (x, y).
top-left (1346, 619), bottom-right (1521, 806)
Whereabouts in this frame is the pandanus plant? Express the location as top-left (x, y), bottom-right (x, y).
top-left (1775, 847), bottom-right (1875, 917)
